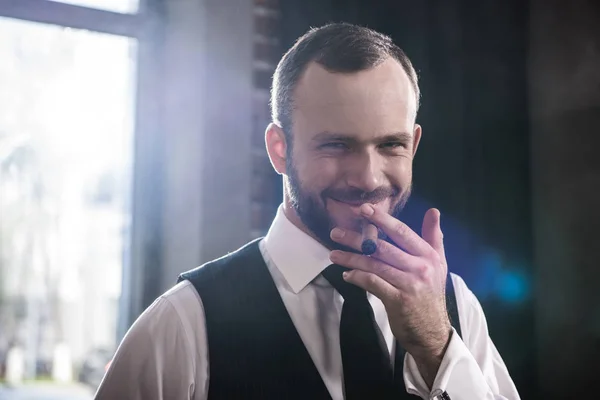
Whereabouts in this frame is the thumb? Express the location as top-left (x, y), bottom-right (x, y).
top-left (422, 208), bottom-right (445, 260)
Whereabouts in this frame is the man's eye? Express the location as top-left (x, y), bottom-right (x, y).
top-left (321, 142), bottom-right (349, 150)
top-left (380, 142), bottom-right (405, 149)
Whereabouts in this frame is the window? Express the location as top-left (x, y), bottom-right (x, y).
top-left (0, 0), bottom-right (141, 395)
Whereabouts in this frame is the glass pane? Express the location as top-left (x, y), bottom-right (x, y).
top-left (50, 0), bottom-right (139, 14)
top-left (0, 17), bottom-right (136, 397)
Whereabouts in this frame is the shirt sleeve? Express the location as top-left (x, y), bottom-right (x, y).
top-left (94, 295), bottom-right (198, 400)
top-left (403, 274), bottom-right (521, 400)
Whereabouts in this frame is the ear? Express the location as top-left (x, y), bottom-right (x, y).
top-left (411, 123), bottom-right (422, 157)
top-left (265, 123), bottom-right (288, 175)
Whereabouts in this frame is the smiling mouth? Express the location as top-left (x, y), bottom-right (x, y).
top-left (328, 197), bottom-right (366, 206)
top-left (328, 197), bottom-right (385, 213)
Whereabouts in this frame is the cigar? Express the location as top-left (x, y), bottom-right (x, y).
top-left (361, 222), bottom-right (378, 255)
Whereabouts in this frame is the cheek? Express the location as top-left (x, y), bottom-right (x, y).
top-left (296, 155), bottom-right (340, 190)
top-left (387, 158), bottom-right (413, 184)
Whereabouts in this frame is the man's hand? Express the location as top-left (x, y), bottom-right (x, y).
top-left (329, 204), bottom-right (452, 387)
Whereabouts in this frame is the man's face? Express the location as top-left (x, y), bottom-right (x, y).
top-left (285, 58), bottom-right (421, 249)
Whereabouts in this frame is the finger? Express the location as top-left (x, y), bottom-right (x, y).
top-left (421, 208), bottom-right (446, 262)
top-left (342, 269), bottom-right (397, 301)
top-left (330, 250), bottom-right (413, 290)
top-left (330, 227), bottom-right (420, 273)
top-left (360, 204), bottom-right (429, 256)
top-left (331, 226), bottom-right (374, 253)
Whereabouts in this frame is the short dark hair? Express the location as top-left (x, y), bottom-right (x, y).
top-left (271, 23), bottom-right (420, 144)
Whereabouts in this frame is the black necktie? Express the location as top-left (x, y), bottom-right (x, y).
top-left (322, 264), bottom-right (397, 400)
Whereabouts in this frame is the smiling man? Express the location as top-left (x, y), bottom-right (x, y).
top-left (95, 23), bottom-right (520, 400)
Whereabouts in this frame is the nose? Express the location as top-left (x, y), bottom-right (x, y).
top-left (344, 150), bottom-right (385, 194)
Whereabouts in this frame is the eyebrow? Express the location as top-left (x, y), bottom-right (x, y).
top-left (312, 131), bottom-right (413, 144)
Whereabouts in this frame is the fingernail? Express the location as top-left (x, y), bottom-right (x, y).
top-left (331, 227), bottom-right (346, 239)
top-left (342, 271), bottom-right (350, 279)
top-left (361, 204), bottom-right (375, 216)
top-left (329, 250), bottom-right (343, 263)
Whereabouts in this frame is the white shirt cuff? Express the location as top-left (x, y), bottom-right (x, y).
top-left (403, 328), bottom-right (493, 400)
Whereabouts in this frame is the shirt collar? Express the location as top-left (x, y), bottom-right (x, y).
top-left (263, 205), bottom-right (332, 294)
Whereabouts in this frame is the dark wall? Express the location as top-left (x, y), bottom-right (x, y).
top-left (279, 0), bottom-right (535, 397)
top-left (529, 0), bottom-right (600, 397)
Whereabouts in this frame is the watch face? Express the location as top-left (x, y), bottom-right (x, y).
top-left (431, 389), bottom-right (451, 400)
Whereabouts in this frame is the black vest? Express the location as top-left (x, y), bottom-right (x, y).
top-left (178, 239), bottom-right (462, 399)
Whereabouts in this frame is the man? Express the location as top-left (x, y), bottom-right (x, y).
top-left (95, 23), bottom-right (520, 399)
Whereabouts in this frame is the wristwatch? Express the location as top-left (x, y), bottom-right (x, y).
top-left (431, 389), bottom-right (451, 400)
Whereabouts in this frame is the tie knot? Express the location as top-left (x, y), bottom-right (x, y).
top-left (322, 264), bottom-right (365, 301)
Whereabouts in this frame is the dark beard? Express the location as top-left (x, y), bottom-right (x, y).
top-left (286, 159), bottom-right (411, 251)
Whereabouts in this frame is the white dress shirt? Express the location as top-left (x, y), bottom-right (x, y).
top-left (95, 206), bottom-right (520, 400)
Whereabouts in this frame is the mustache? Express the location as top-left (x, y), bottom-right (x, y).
top-left (323, 186), bottom-right (400, 204)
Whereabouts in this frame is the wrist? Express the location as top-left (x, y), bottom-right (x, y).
top-left (410, 326), bottom-right (452, 388)
top-left (412, 324), bottom-right (452, 361)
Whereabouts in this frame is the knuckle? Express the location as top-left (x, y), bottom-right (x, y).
top-left (347, 253), bottom-right (359, 265)
top-left (414, 263), bottom-right (426, 277)
top-left (374, 241), bottom-right (390, 257)
top-left (378, 262), bottom-right (395, 278)
top-left (389, 290), bottom-right (407, 305)
top-left (365, 273), bottom-right (378, 286)
top-left (366, 257), bottom-right (380, 272)
top-left (394, 221), bottom-right (409, 236)
top-left (369, 257), bottom-right (395, 278)
top-left (423, 268), bottom-right (434, 284)
top-left (416, 263), bottom-right (432, 282)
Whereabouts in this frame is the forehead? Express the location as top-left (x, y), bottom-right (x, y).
top-left (292, 58), bottom-right (417, 139)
